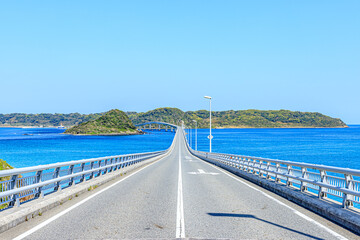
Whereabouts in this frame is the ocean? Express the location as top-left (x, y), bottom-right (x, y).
top-left (188, 125), bottom-right (360, 170)
top-left (1, 126), bottom-right (360, 170)
top-left (0, 128), bottom-right (175, 168)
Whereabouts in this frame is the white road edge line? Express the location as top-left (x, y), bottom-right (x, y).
top-left (13, 153), bottom-right (170, 240)
top-left (176, 136), bottom-right (185, 238)
top-left (201, 159), bottom-right (348, 240)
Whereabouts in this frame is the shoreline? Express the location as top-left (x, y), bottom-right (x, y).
top-left (0, 125), bottom-right (350, 130)
top-left (0, 125), bottom-right (64, 129)
top-left (62, 131), bottom-right (144, 136)
top-left (214, 125), bottom-right (349, 129)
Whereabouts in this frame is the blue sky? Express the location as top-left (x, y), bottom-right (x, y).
top-left (0, 1), bottom-right (359, 123)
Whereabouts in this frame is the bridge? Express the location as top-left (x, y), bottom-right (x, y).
top-left (0, 124), bottom-right (360, 239)
top-left (135, 121), bottom-right (178, 132)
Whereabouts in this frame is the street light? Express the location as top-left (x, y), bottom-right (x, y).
top-left (192, 120), bottom-right (197, 151)
top-left (204, 96), bottom-right (212, 152)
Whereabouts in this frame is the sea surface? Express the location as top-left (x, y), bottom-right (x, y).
top-left (189, 125), bottom-right (360, 170)
top-left (1, 126), bottom-right (360, 170)
top-left (0, 128), bottom-right (175, 168)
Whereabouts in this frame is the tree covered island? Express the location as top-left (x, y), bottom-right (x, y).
top-left (0, 108), bottom-right (347, 129)
top-left (64, 109), bottom-right (140, 135)
top-left (128, 108), bottom-right (348, 129)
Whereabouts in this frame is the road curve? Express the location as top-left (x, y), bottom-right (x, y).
top-left (3, 129), bottom-right (358, 239)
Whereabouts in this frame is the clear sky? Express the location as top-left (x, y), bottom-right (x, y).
top-left (0, 1), bottom-right (359, 123)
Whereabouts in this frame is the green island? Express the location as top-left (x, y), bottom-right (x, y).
top-left (129, 107), bottom-right (348, 129)
top-left (0, 108), bottom-right (347, 129)
top-left (64, 109), bottom-right (139, 135)
top-left (0, 113), bottom-right (101, 127)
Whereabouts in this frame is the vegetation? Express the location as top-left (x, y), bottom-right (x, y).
top-left (0, 113), bottom-right (102, 127)
top-left (0, 108), bottom-right (347, 129)
top-left (127, 107), bottom-right (190, 126)
top-left (64, 109), bottom-right (139, 135)
top-left (0, 159), bottom-right (13, 171)
top-left (0, 159), bottom-right (13, 209)
top-left (0, 159), bottom-right (13, 184)
top-left (129, 108), bottom-right (347, 129)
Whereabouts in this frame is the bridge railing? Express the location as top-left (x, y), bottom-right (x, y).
top-left (0, 150), bottom-right (165, 209)
top-left (190, 149), bottom-right (360, 209)
top-left (181, 127), bottom-right (360, 210)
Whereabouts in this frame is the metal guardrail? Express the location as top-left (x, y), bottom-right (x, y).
top-left (0, 124), bottom-right (178, 210)
top-left (183, 129), bottom-right (360, 209)
top-left (0, 151), bottom-right (165, 209)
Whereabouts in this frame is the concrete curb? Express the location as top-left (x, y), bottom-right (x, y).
top-left (0, 153), bottom-right (166, 234)
top-left (195, 155), bottom-right (360, 235)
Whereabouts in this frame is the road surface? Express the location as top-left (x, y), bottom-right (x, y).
top-left (2, 130), bottom-right (358, 239)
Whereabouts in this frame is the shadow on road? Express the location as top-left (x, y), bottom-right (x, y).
top-left (207, 212), bottom-right (323, 240)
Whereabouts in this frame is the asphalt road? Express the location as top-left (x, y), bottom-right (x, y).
top-left (3, 129), bottom-right (358, 239)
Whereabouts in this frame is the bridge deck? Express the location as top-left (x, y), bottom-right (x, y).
top-left (2, 130), bottom-right (357, 239)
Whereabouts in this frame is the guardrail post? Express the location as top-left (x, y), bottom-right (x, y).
top-left (110, 158), bottom-right (115, 172)
top-left (103, 159), bottom-right (108, 174)
top-left (68, 165), bottom-right (75, 187)
top-left (240, 157), bottom-right (244, 171)
top-left (236, 157), bottom-right (240, 169)
top-left (114, 157), bottom-right (119, 170)
top-left (275, 164), bottom-right (280, 182)
top-left (318, 170), bottom-right (327, 199)
top-left (266, 162), bottom-right (271, 179)
top-left (89, 162), bottom-right (95, 179)
top-left (243, 158), bottom-right (248, 172)
top-left (53, 167), bottom-right (61, 192)
top-left (112, 158), bottom-right (116, 171)
top-left (286, 165), bottom-right (293, 186)
top-left (342, 174), bottom-right (354, 208)
top-left (97, 160), bottom-right (102, 177)
top-left (124, 157), bottom-right (128, 167)
top-left (259, 161), bottom-right (263, 177)
top-left (300, 167), bottom-right (308, 192)
top-left (247, 159), bottom-right (252, 173)
top-left (107, 158), bottom-right (112, 172)
top-left (9, 174), bottom-right (20, 207)
top-left (120, 157), bottom-right (125, 169)
top-left (35, 170), bottom-right (44, 198)
top-left (251, 159), bottom-right (256, 174)
top-left (80, 163), bottom-right (86, 182)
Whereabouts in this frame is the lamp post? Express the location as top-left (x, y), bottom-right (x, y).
top-left (192, 120), bottom-right (197, 151)
top-left (204, 96), bottom-right (212, 152)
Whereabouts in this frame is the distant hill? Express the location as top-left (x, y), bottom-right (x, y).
top-left (129, 108), bottom-right (347, 129)
top-left (127, 107), bottom-right (188, 126)
top-left (0, 113), bottom-right (101, 127)
top-left (64, 109), bottom-right (139, 135)
top-left (0, 108), bottom-right (347, 129)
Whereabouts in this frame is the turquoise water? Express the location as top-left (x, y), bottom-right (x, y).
top-left (187, 125), bottom-right (360, 170)
top-left (1, 126), bottom-right (360, 170)
top-left (0, 128), bottom-right (175, 168)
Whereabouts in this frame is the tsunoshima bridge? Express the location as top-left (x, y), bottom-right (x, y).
top-left (135, 121), bottom-right (177, 132)
top-left (0, 121), bottom-right (360, 239)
